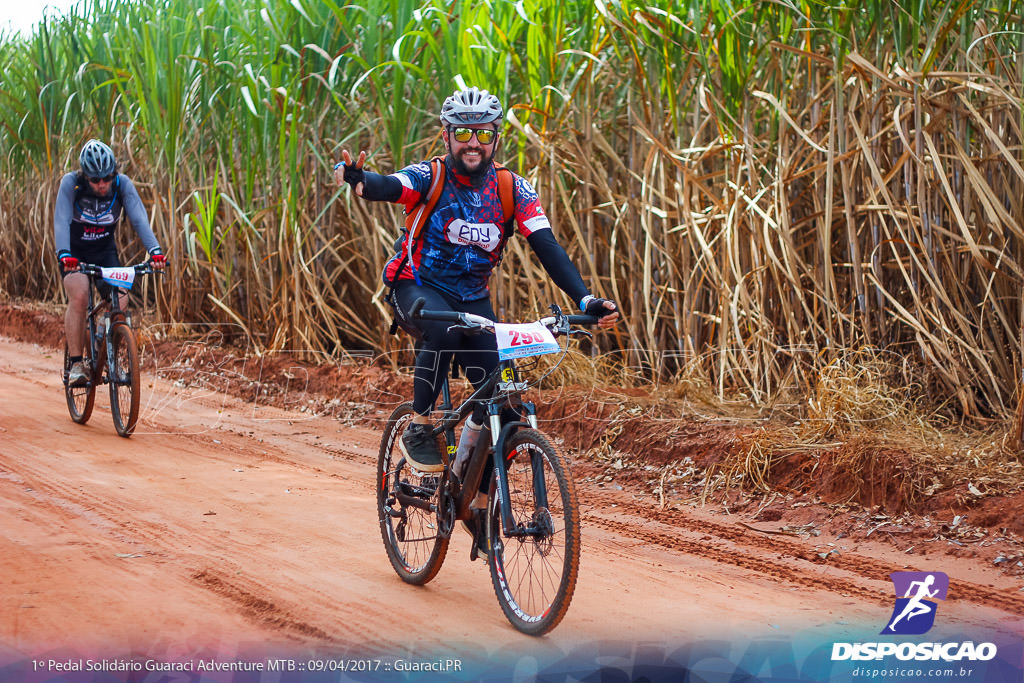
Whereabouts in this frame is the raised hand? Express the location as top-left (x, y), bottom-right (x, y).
top-left (334, 149), bottom-right (367, 196)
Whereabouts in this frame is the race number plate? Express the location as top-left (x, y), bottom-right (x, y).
top-left (100, 267), bottom-right (136, 289)
top-left (495, 322), bottom-right (559, 360)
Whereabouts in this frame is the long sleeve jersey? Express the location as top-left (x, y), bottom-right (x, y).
top-left (54, 172), bottom-right (160, 256)
top-left (365, 155), bottom-right (589, 304)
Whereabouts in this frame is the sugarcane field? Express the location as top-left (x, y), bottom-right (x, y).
top-left (1, 1), bottom-right (1022, 681)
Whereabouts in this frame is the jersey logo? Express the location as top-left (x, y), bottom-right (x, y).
top-left (80, 225), bottom-right (109, 241)
top-left (445, 219), bottom-right (501, 252)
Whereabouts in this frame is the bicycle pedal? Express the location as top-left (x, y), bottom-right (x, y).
top-left (469, 537), bottom-right (489, 562)
top-left (463, 514), bottom-right (489, 561)
top-left (418, 475), bottom-right (441, 492)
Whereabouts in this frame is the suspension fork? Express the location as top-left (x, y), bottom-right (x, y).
top-left (489, 391), bottom-right (544, 537)
top-left (104, 287), bottom-right (135, 384)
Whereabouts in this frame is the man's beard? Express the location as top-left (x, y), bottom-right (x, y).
top-left (449, 148), bottom-right (493, 184)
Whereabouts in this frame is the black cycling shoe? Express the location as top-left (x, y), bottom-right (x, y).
top-left (400, 423), bottom-right (444, 473)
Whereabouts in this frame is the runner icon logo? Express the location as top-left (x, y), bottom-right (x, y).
top-left (881, 571), bottom-right (949, 635)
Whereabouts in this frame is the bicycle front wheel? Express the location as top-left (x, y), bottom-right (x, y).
top-left (64, 342), bottom-right (95, 424)
top-left (376, 403), bottom-right (449, 585)
top-left (108, 323), bottom-right (140, 437)
top-left (487, 429), bottom-right (580, 636)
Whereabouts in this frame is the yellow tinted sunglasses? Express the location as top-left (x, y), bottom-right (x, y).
top-left (451, 127), bottom-right (497, 144)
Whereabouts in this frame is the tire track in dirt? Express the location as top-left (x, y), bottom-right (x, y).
top-left (2, 431), bottom-right (395, 650)
top-left (185, 567), bottom-right (401, 650)
top-left (168, 431), bottom-right (379, 500)
top-left (312, 442), bottom-right (376, 466)
top-left (1, 451), bottom-right (160, 553)
top-left (582, 492), bottom-right (1024, 614)
top-left (583, 513), bottom-right (889, 604)
top-left (190, 569), bottom-right (336, 642)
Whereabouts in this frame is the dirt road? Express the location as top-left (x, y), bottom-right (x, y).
top-left (1, 335), bottom-right (1021, 680)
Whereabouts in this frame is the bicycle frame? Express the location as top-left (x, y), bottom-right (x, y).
top-left (401, 301), bottom-right (596, 540)
top-left (378, 301), bottom-right (597, 634)
top-left (79, 264), bottom-right (147, 385)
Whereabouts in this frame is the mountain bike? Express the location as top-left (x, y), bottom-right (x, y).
top-left (62, 262), bottom-right (159, 437)
top-left (376, 299), bottom-right (598, 635)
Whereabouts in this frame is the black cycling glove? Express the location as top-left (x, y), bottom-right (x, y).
top-left (581, 295), bottom-right (617, 318)
top-left (337, 161), bottom-right (365, 189)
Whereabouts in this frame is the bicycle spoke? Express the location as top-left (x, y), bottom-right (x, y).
top-left (488, 429), bottom-right (580, 635)
top-left (108, 324), bottom-right (140, 437)
top-left (64, 342), bottom-right (96, 424)
top-left (376, 403), bottom-right (449, 585)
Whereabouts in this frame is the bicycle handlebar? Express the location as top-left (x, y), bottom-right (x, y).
top-left (564, 314), bottom-right (601, 326)
top-left (410, 297), bottom-right (601, 334)
top-left (78, 262), bottom-right (161, 277)
top-left (409, 297), bottom-right (463, 323)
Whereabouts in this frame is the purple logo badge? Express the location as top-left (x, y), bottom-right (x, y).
top-left (881, 572), bottom-right (949, 635)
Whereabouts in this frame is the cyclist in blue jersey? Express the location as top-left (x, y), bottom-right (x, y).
top-left (336, 87), bottom-right (618, 475)
top-left (54, 140), bottom-right (166, 386)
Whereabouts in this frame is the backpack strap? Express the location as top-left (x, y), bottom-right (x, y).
top-left (389, 158), bottom-right (515, 299)
top-left (73, 172), bottom-right (87, 203)
top-left (400, 156), bottom-right (446, 285)
top-left (386, 157), bottom-right (446, 332)
top-left (494, 162), bottom-right (515, 228)
top-left (491, 163), bottom-right (517, 262)
top-left (403, 156), bottom-right (446, 237)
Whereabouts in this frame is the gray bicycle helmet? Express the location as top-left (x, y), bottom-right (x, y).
top-left (79, 139), bottom-right (117, 178)
top-left (439, 87), bottom-right (503, 126)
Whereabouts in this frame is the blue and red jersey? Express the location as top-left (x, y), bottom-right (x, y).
top-left (383, 157), bottom-right (551, 301)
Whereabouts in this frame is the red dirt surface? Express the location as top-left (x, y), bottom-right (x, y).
top-left (1, 300), bottom-right (1022, 671)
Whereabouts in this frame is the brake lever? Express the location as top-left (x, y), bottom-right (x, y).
top-left (547, 304), bottom-right (571, 337)
top-left (568, 329), bottom-right (593, 339)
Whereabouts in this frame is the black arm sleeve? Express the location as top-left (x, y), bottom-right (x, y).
top-left (526, 230), bottom-right (589, 306)
top-left (359, 171), bottom-right (403, 202)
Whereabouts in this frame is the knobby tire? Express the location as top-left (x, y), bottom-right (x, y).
top-left (108, 323), bottom-right (140, 437)
top-left (64, 341), bottom-right (96, 425)
top-left (487, 429), bottom-right (580, 636)
top-left (376, 402), bottom-right (449, 585)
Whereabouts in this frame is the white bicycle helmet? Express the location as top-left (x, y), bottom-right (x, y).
top-left (79, 139), bottom-right (117, 178)
top-left (439, 87), bottom-right (503, 126)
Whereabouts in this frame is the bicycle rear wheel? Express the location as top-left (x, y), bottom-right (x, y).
top-left (108, 323), bottom-right (140, 437)
top-left (377, 403), bottom-right (450, 585)
top-left (487, 429), bottom-right (580, 636)
top-left (64, 341), bottom-right (96, 424)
